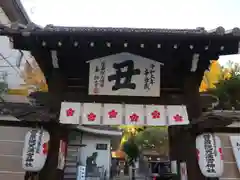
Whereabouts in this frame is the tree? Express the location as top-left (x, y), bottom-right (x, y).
top-left (122, 137), bottom-right (140, 164)
top-left (120, 126), bottom-right (143, 161)
top-left (199, 60), bottom-right (223, 92)
top-left (134, 127), bottom-right (168, 156)
top-left (122, 136), bottom-right (140, 180)
top-left (20, 60), bottom-right (48, 92)
top-left (122, 127), bottom-right (168, 162)
top-left (0, 72), bottom-right (8, 101)
top-left (119, 125), bottom-right (146, 149)
top-left (208, 61), bottom-right (240, 110)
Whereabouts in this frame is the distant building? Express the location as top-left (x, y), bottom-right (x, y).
top-left (0, 3), bottom-right (31, 180)
top-left (0, 4), bottom-right (32, 90)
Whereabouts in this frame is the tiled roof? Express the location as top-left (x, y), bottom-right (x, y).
top-left (34, 25), bottom-right (240, 36)
top-left (0, 23), bottom-right (240, 37)
top-left (44, 25), bottom-right (207, 34)
top-left (0, 0), bottom-right (30, 24)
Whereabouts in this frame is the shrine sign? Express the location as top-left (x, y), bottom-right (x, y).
top-left (88, 52), bottom-right (163, 97)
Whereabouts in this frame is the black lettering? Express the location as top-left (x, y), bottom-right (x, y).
top-left (25, 162), bottom-right (33, 167)
top-left (36, 131), bottom-right (43, 153)
top-left (108, 60), bottom-right (140, 90)
top-left (144, 69), bottom-right (150, 90)
top-left (100, 62), bottom-right (105, 87)
top-left (25, 130), bottom-right (37, 168)
top-left (143, 64), bottom-right (156, 91)
top-left (149, 64), bottom-right (156, 85)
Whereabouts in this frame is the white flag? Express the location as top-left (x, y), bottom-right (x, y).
top-left (59, 102), bottom-right (81, 124)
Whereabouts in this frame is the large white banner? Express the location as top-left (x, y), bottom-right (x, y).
top-left (180, 162), bottom-right (188, 180)
top-left (88, 52), bottom-right (163, 97)
top-left (230, 136), bottom-right (240, 173)
top-left (59, 102), bottom-right (189, 126)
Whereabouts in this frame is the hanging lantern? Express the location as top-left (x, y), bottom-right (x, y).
top-left (22, 128), bottom-right (50, 172)
top-left (196, 133), bottom-right (224, 178)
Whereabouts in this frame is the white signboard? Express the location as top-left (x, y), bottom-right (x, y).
top-left (180, 162), bottom-right (188, 180)
top-left (88, 52), bottom-right (163, 97)
top-left (22, 129), bottom-right (50, 172)
top-left (57, 140), bottom-right (67, 170)
top-left (171, 160), bottom-right (178, 174)
top-left (77, 165), bottom-right (86, 180)
top-left (196, 133), bottom-right (224, 178)
top-left (230, 136), bottom-right (240, 173)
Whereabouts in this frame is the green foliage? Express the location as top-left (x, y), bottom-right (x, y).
top-left (134, 127), bottom-right (169, 155)
top-left (208, 60), bottom-right (240, 109)
top-left (0, 73), bottom-right (8, 102)
top-left (0, 81), bottom-right (8, 95)
top-left (122, 137), bottom-right (139, 165)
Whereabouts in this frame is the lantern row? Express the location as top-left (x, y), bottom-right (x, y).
top-left (41, 40), bottom-right (225, 51)
top-left (59, 102), bottom-right (189, 126)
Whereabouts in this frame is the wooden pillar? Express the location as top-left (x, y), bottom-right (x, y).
top-left (38, 68), bottom-right (68, 180)
top-left (168, 74), bottom-right (206, 180)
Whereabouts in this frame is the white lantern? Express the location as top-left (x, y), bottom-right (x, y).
top-left (22, 129), bottom-right (50, 171)
top-left (196, 133), bottom-right (224, 177)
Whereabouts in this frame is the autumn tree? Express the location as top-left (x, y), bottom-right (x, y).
top-left (20, 60), bottom-right (48, 92)
top-left (208, 61), bottom-right (240, 110)
top-left (199, 60), bottom-right (223, 92)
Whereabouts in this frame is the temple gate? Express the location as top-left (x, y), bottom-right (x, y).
top-left (0, 24), bottom-right (240, 180)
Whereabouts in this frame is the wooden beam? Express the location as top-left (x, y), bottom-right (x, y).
top-left (0, 118), bottom-right (46, 128)
top-left (0, 0), bottom-right (30, 24)
top-left (202, 127), bottom-right (240, 133)
top-left (29, 91), bottom-right (219, 109)
top-left (169, 73), bottom-right (207, 180)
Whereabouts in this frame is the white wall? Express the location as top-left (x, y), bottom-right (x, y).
top-left (0, 126), bottom-right (30, 180)
top-left (216, 133), bottom-right (240, 179)
top-left (80, 133), bottom-right (111, 178)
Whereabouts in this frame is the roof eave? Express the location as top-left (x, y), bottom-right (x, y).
top-left (77, 125), bottom-right (122, 136)
top-left (0, 0), bottom-right (30, 24)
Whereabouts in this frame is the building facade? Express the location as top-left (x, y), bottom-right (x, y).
top-left (0, 4), bottom-right (30, 180)
top-left (0, 6), bottom-right (35, 90)
top-left (216, 123), bottom-right (240, 180)
top-left (0, 3), bottom-right (45, 180)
